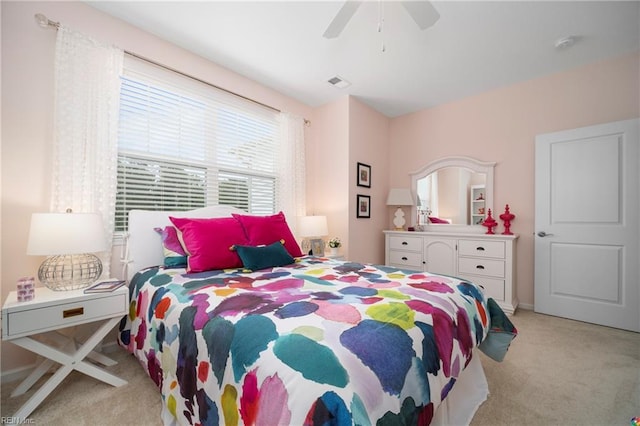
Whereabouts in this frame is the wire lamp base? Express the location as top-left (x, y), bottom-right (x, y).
top-left (38, 253), bottom-right (103, 291)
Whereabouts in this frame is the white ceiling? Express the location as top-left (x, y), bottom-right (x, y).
top-left (88, 1), bottom-right (640, 118)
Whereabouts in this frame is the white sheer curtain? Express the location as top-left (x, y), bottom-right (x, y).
top-left (277, 113), bottom-right (306, 232)
top-left (51, 26), bottom-right (123, 277)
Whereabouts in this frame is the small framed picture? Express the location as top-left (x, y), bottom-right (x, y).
top-left (357, 162), bottom-right (371, 188)
top-left (357, 194), bottom-right (371, 218)
top-left (310, 238), bottom-right (325, 256)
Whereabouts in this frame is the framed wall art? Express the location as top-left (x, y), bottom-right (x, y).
top-left (357, 162), bottom-right (371, 188)
top-left (357, 194), bottom-right (371, 218)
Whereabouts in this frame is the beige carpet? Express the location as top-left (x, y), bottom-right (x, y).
top-left (1, 310), bottom-right (638, 425)
top-left (471, 310), bottom-right (639, 426)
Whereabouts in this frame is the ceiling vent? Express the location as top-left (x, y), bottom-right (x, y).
top-left (555, 35), bottom-right (577, 50)
top-left (327, 76), bottom-right (351, 89)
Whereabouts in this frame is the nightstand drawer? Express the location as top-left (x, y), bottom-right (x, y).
top-left (389, 250), bottom-right (423, 269)
top-left (4, 292), bottom-right (127, 339)
top-left (458, 257), bottom-right (505, 278)
top-left (458, 240), bottom-right (505, 258)
top-left (389, 236), bottom-right (422, 251)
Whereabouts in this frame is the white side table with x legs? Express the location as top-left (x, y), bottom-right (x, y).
top-left (1, 285), bottom-right (129, 420)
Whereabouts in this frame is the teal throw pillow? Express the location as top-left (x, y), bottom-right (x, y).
top-left (233, 240), bottom-right (295, 271)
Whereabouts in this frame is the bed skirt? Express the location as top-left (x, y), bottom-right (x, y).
top-left (432, 354), bottom-right (488, 425)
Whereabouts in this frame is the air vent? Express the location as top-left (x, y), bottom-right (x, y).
top-left (327, 76), bottom-right (351, 89)
top-left (555, 35), bottom-right (577, 50)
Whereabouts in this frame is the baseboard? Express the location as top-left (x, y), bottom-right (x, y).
top-left (518, 303), bottom-right (533, 310)
top-left (0, 363), bottom-right (37, 384)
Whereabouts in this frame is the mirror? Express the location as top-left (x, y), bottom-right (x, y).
top-left (410, 156), bottom-right (495, 229)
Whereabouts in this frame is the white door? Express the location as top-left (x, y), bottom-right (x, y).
top-left (534, 119), bottom-right (639, 332)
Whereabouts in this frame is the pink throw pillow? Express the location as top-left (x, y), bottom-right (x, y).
top-left (428, 216), bottom-right (450, 224)
top-left (232, 212), bottom-right (304, 258)
top-left (169, 216), bottom-right (248, 272)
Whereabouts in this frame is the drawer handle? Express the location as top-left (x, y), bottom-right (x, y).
top-left (476, 265), bottom-right (485, 270)
top-left (63, 307), bottom-right (84, 318)
top-left (476, 246), bottom-right (485, 251)
top-left (401, 257), bottom-right (408, 261)
top-left (401, 241), bottom-right (408, 246)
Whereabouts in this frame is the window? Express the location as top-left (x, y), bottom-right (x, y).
top-left (115, 56), bottom-right (279, 232)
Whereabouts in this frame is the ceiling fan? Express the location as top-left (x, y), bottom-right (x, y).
top-left (323, 0), bottom-right (440, 39)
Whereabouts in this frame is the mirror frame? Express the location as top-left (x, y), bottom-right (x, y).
top-left (410, 156), bottom-right (496, 231)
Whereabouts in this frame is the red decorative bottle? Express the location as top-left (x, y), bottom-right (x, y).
top-left (482, 209), bottom-right (497, 235)
top-left (500, 204), bottom-right (515, 235)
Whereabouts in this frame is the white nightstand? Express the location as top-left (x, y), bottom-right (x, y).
top-left (1, 285), bottom-right (130, 419)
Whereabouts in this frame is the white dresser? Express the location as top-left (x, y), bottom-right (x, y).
top-left (384, 230), bottom-right (518, 314)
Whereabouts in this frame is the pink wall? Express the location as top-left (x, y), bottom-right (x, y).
top-left (307, 96), bottom-right (390, 264)
top-left (348, 98), bottom-right (390, 264)
top-left (389, 51), bottom-right (640, 308)
top-left (0, 1), bottom-right (314, 374)
top-left (309, 98), bottom-right (350, 256)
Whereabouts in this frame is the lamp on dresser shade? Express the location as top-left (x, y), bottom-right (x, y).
top-left (298, 215), bottom-right (328, 255)
top-left (27, 210), bottom-right (107, 291)
top-left (386, 188), bottom-right (414, 230)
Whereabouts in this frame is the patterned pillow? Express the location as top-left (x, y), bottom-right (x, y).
top-left (232, 240), bottom-right (295, 271)
top-left (169, 216), bottom-right (248, 272)
top-left (154, 226), bottom-right (187, 268)
top-left (232, 212), bottom-right (304, 257)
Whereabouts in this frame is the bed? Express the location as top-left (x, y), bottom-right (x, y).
top-left (118, 206), bottom-right (513, 425)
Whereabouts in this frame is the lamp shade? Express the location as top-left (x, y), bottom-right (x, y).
top-left (27, 212), bottom-right (107, 255)
top-left (297, 215), bottom-right (328, 237)
top-left (386, 188), bottom-right (414, 206)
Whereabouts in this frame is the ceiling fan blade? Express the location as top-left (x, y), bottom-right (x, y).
top-left (323, 0), bottom-right (363, 39)
top-left (402, 0), bottom-right (440, 30)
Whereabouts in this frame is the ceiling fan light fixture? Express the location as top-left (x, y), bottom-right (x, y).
top-left (327, 76), bottom-right (351, 89)
top-left (322, 0), bottom-right (439, 39)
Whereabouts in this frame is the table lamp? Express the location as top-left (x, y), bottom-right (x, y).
top-left (386, 188), bottom-right (414, 230)
top-left (27, 210), bottom-right (107, 291)
top-left (298, 215), bottom-right (328, 255)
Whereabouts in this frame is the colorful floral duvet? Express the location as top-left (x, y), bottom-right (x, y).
top-left (118, 257), bottom-right (491, 425)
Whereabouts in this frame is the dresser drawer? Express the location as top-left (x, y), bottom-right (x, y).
top-left (458, 240), bottom-right (505, 258)
top-left (458, 275), bottom-right (505, 301)
top-left (389, 236), bottom-right (422, 251)
top-left (389, 250), bottom-right (423, 269)
top-left (4, 292), bottom-right (128, 338)
top-left (458, 257), bottom-right (505, 278)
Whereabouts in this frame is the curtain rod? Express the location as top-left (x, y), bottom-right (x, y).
top-left (35, 13), bottom-right (311, 127)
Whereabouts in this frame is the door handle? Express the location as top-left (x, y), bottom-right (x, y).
top-left (537, 231), bottom-right (554, 237)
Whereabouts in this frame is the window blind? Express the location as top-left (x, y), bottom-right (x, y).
top-left (115, 56), bottom-right (278, 232)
